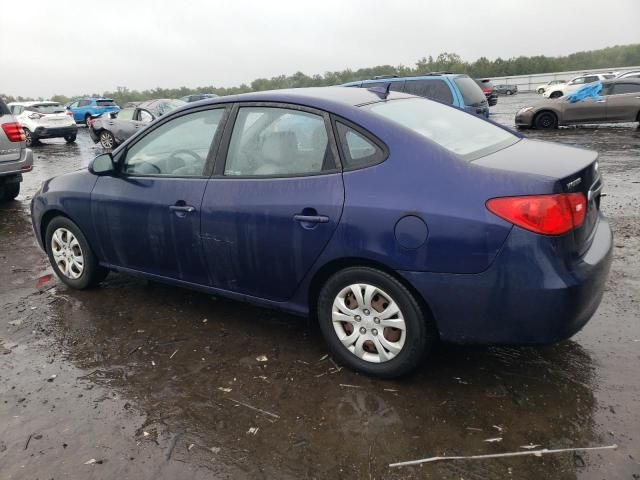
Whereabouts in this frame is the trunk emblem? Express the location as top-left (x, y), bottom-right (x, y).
top-left (566, 178), bottom-right (582, 190)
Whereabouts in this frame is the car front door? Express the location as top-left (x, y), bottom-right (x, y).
top-left (562, 95), bottom-right (608, 123)
top-left (201, 104), bottom-right (345, 301)
top-left (605, 83), bottom-right (640, 121)
top-left (91, 106), bottom-right (228, 285)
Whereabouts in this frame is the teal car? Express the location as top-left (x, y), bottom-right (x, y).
top-left (66, 98), bottom-right (120, 125)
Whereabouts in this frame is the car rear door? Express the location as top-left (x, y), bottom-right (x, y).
top-left (91, 106), bottom-right (229, 285)
top-left (605, 83), bottom-right (640, 121)
top-left (201, 103), bottom-right (344, 301)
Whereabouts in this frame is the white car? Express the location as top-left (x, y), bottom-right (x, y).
top-left (536, 79), bottom-right (566, 94)
top-left (8, 101), bottom-right (77, 147)
top-left (543, 73), bottom-right (616, 99)
top-left (616, 70), bottom-right (640, 79)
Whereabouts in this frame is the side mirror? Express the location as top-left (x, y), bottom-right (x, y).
top-left (89, 153), bottom-right (116, 176)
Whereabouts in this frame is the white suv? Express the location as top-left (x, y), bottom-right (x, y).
top-left (543, 73), bottom-right (616, 99)
top-left (8, 101), bottom-right (77, 147)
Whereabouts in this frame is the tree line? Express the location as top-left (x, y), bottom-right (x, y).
top-left (3, 43), bottom-right (639, 106)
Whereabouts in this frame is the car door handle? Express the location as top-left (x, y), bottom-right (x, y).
top-left (293, 214), bottom-right (329, 224)
top-left (169, 205), bottom-right (195, 213)
top-left (596, 100), bottom-right (606, 103)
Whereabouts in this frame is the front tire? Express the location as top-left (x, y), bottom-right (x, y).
top-left (64, 134), bottom-right (76, 143)
top-left (506, 90), bottom-right (513, 95)
top-left (317, 267), bottom-right (435, 378)
top-left (534, 111), bottom-right (558, 129)
top-left (45, 216), bottom-right (108, 289)
top-left (99, 130), bottom-right (115, 149)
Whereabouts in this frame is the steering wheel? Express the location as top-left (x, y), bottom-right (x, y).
top-left (129, 161), bottom-right (162, 174)
top-left (169, 149), bottom-right (202, 164)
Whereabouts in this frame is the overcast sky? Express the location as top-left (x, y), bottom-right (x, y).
top-left (2, 0), bottom-right (639, 98)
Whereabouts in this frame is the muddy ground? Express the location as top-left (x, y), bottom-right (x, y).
top-left (1, 93), bottom-right (638, 479)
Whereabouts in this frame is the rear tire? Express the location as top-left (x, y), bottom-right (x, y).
top-left (99, 130), bottom-right (115, 149)
top-left (506, 90), bottom-right (513, 95)
top-left (84, 114), bottom-right (92, 126)
top-left (317, 266), bottom-right (435, 378)
top-left (0, 182), bottom-right (20, 201)
top-left (64, 134), bottom-right (76, 143)
top-left (534, 111), bottom-right (558, 129)
top-left (550, 91), bottom-right (563, 99)
top-left (45, 216), bottom-right (108, 289)
top-left (24, 128), bottom-right (38, 147)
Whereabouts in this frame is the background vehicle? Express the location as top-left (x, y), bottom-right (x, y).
top-left (32, 87), bottom-right (611, 378)
top-left (89, 98), bottom-right (186, 148)
top-left (516, 78), bottom-right (640, 129)
top-left (8, 101), bottom-right (77, 147)
top-left (616, 70), bottom-right (640, 79)
top-left (0, 98), bottom-right (33, 200)
top-left (475, 79), bottom-right (498, 106)
top-left (66, 98), bottom-right (119, 125)
top-left (341, 73), bottom-right (490, 118)
top-left (494, 84), bottom-right (518, 95)
top-left (544, 73), bottom-right (615, 98)
top-left (180, 93), bottom-right (219, 102)
top-left (536, 80), bottom-right (566, 94)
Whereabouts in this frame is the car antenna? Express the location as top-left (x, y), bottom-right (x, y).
top-left (367, 83), bottom-right (391, 99)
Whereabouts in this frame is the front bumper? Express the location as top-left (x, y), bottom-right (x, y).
top-left (33, 124), bottom-right (78, 139)
top-left (400, 214), bottom-right (613, 345)
top-left (515, 110), bottom-right (535, 127)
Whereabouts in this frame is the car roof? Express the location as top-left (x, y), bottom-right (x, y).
top-left (602, 78), bottom-right (640, 85)
top-left (193, 87), bottom-right (415, 111)
top-left (8, 101), bottom-right (61, 106)
top-left (341, 73), bottom-right (470, 87)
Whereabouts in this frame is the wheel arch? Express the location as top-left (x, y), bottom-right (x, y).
top-left (40, 209), bottom-right (70, 249)
top-left (533, 109), bottom-right (559, 127)
top-left (307, 257), bottom-right (438, 333)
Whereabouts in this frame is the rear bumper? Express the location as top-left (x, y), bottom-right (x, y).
top-left (33, 125), bottom-right (77, 139)
top-left (0, 148), bottom-right (33, 180)
top-left (400, 214), bottom-right (613, 345)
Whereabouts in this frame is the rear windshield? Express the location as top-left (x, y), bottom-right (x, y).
top-left (28, 103), bottom-right (66, 114)
top-left (364, 98), bottom-right (518, 161)
top-left (0, 99), bottom-right (10, 116)
top-left (97, 100), bottom-right (116, 107)
top-left (454, 77), bottom-right (486, 106)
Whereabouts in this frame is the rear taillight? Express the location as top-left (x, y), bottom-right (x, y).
top-left (66, 111), bottom-right (73, 117)
top-left (1, 122), bottom-right (26, 142)
top-left (482, 88), bottom-right (493, 93)
top-left (486, 193), bottom-right (586, 235)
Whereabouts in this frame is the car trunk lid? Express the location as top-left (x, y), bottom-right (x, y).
top-left (473, 138), bottom-right (601, 254)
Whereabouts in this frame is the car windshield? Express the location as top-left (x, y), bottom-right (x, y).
top-left (453, 77), bottom-right (486, 106)
top-left (364, 98), bottom-right (518, 161)
top-left (30, 103), bottom-right (65, 114)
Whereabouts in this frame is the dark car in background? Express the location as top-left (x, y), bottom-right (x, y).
top-left (89, 98), bottom-right (186, 149)
top-left (180, 93), bottom-right (219, 103)
top-left (515, 79), bottom-right (640, 129)
top-left (31, 87), bottom-right (612, 378)
top-left (494, 84), bottom-right (518, 95)
top-left (66, 98), bottom-right (119, 125)
top-left (341, 73), bottom-right (490, 118)
top-left (475, 79), bottom-right (498, 106)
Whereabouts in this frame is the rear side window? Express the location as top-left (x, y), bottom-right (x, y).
top-left (404, 79), bottom-right (453, 104)
top-left (97, 100), bottom-right (116, 107)
top-left (365, 98), bottom-right (517, 161)
top-left (224, 107), bottom-right (334, 177)
top-left (453, 77), bottom-right (486, 106)
top-left (78, 100), bottom-right (91, 107)
top-left (612, 83), bottom-right (640, 94)
top-left (336, 122), bottom-right (386, 170)
top-left (584, 76), bottom-right (599, 83)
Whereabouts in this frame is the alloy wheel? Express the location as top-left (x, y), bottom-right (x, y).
top-left (332, 284), bottom-right (406, 363)
top-left (51, 228), bottom-right (84, 279)
top-left (100, 131), bottom-right (114, 149)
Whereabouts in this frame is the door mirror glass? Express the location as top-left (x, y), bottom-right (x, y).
top-left (89, 153), bottom-right (115, 175)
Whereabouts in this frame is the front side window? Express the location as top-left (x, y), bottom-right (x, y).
top-left (365, 97), bottom-right (518, 161)
top-left (123, 109), bottom-right (224, 177)
top-left (224, 107), bottom-right (333, 176)
top-left (78, 100), bottom-right (91, 107)
top-left (138, 110), bottom-right (153, 123)
top-left (115, 108), bottom-right (135, 121)
top-left (584, 76), bottom-right (599, 83)
top-left (404, 79), bottom-right (454, 104)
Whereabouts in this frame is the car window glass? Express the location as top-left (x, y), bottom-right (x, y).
top-left (336, 122), bottom-right (385, 169)
top-left (453, 77), bottom-right (486, 106)
top-left (404, 79), bottom-right (453, 104)
top-left (599, 84), bottom-right (614, 96)
top-left (584, 76), bottom-right (599, 83)
top-left (139, 110), bottom-right (153, 123)
top-left (571, 77), bottom-right (584, 85)
top-left (612, 83), bottom-right (640, 94)
top-left (78, 100), bottom-right (91, 107)
top-left (115, 108), bottom-right (135, 121)
top-left (69, 102), bottom-right (78, 108)
top-left (123, 109), bottom-right (224, 177)
top-left (224, 107), bottom-right (332, 177)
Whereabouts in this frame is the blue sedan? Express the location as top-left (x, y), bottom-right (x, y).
top-left (30, 87), bottom-right (612, 378)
